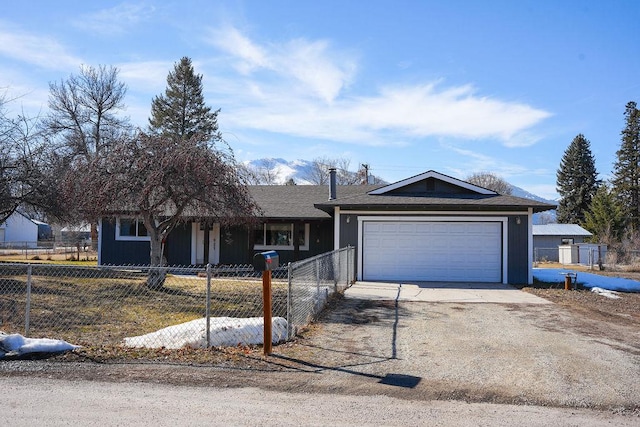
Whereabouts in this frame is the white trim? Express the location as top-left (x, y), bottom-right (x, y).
top-left (191, 222), bottom-right (220, 265)
top-left (357, 215), bottom-right (509, 284)
top-left (115, 216), bottom-right (150, 241)
top-left (368, 170), bottom-right (497, 195)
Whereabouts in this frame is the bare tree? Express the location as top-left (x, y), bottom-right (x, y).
top-left (466, 172), bottom-right (513, 195)
top-left (303, 157), bottom-right (332, 185)
top-left (304, 157), bottom-right (361, 185)
top-left (45, 65), bottom-right (129, 159)
top-left (60, 132), bottom-right (259, 288)
top-left (0, 97), bottom-right (55, 224)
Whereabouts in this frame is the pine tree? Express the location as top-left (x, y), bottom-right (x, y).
top-left (612, 101), bottom-right (640, 231)
top-left (556, 134), bottom-right (599, 223)
top-left (149, 57), bottom-right (219, 140)
top-left (583, 184), bottom-right (625, 244)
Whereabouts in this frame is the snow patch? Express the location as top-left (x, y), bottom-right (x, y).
top-left (123, 317), bottom-right (288, 349)
top-left (0, 332), bottom-right (80, 359)
top-left (590, 287), bottom-right (621, 299)
top-left (533, 268), bottom-right (640, 293)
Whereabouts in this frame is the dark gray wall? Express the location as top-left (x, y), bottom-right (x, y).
top-left (506, 215), bottom-right (529, 284)
top-left (220, 220), bottom-right (334, 266)
top-left (100, 219), bottom-right (150, 265)
top-left (100, 220), bottom-right (191, 265)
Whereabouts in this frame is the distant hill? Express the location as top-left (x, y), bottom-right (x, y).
top-left (242, 158), bottom-right (385, 185)
top-left (509, 185), bottom-right (557, 225)
top-left (243, 158), bottom-right (558, 224)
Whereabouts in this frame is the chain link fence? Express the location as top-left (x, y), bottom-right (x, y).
top-left (0, 246), bottom-right (355, 351)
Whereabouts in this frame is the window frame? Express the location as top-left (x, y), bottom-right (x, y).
top-left (115, 217), bottom-right (150, 241)
top-left (253, 223), bottom-right (310, 251)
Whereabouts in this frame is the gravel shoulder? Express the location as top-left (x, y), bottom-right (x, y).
top-left (2, 288), bottom-right (639, 418)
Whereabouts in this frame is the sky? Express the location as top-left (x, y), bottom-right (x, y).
top-left (1, 1), bottom-right (639, 200)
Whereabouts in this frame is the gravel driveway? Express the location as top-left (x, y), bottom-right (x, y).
top-left (278, 294), bottom-right (639, 411)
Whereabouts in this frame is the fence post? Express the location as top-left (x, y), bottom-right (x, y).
top-left (25, 264), bottom-right (32, 337)
top-left (346, 246), bottom-right (351, 286)
top-left (205, 263), bottom-right (211, 348)
top-left (315, 258), bottom-right (320, 310)
top-left (287, 262), bottom-right (292, 340)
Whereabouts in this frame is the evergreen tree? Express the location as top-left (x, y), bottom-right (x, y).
top-left (612, 101), bottom-right (640, 231)
top-left (149, 57), bottom-right (220, 140)
top-left (556, 134), bottom-right (599, 223)
top-left (583, 184), bottom-right (625, 244)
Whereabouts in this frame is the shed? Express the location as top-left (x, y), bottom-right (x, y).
top-left (532, 224), bottom-right (592, 262)
top-left (0, 212), bottom-right (39, 248)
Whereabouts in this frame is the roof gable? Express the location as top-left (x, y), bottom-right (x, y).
top-left (368, 170), bottom-right (497, 196)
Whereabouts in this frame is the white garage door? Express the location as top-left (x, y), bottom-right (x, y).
top-left (363, 221), bottom-right (502, 282)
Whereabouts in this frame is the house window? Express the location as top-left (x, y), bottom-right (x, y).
top-left (561, 238), bottom-right (574, 245)
top-left (116, 217), bottom-right (150, 241)
top-left (254, 223), bottom-right (310, 251)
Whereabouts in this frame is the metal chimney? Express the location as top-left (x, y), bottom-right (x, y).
top-left (328, 168), bottom-right (337, 200)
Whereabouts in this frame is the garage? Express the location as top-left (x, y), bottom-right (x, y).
top-left (362, 220), bottom-right (503, 282)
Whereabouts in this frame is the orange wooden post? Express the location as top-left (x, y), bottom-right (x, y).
top-left (262, 270), bottom-right (273, 355)
top-left (564, 275), bottom-right (571, 290)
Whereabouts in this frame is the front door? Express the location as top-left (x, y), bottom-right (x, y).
top-left (191, 222), bottom-right (220, 265)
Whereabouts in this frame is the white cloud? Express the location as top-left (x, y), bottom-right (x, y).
top-left (72, 3), bottom-right (156, 36)
top-left (0, 21), bottom-right (81, 70)
top-left (445, 145), bottom-right (530, 178)
top-left (118, 61), bottom-right (173, 92)
top-left (345, 84), bottom-right (551, 140)
top-left (209, 26), bottom-right (270, 73)
top-left (201, 27), bottom-right (550, 147)
top-left (206, 26), bottom-right (356, 103)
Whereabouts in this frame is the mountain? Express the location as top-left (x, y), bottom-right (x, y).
top-left (242, 158), bottom-right (384, 185)
top-left (509, 185), bottom-right (557, 225)
top-left (510, 185), bottom-right (557, 205)
top-left (244, 158), bottom-right (315, 184)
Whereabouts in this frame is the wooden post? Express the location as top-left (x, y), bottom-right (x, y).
top-left (564, 275), bottom-right (571, 291)
top-left (262, 270), bottom-right (273, 355)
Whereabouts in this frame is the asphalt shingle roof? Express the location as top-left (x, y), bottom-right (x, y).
top-left (249, 184), bottom-right (556, 219)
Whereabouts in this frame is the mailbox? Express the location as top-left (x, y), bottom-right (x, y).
top-left (253, 250), bottom-right (279, 271)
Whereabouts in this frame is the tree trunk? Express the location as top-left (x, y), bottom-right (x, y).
top-left (147, 232), bottom-right (166, 289)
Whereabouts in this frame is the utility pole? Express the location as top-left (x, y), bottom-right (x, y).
top-left (361, 164), bottom-right (369, 184)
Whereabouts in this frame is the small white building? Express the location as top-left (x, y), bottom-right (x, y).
top-left (558, 243), bottom-right (607, 266)
top-left (0, 212), bottom-right (39, 248)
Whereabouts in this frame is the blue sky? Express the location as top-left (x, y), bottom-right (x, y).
top-left (1, 1), bottom-right (639, 199)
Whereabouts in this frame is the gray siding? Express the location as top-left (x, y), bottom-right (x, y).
top-left (164, 224), bottom-right (191, 265)
top-left (100, 219), bottom-right (150, 265)
top-left (507, 215), bottom-right (529, 284)
top-left (220, 221), bottom-right (334, 266)
top-left (533, 235), bottom-right (587, 262)
top-left (100, 220), bottom-right (192, 265)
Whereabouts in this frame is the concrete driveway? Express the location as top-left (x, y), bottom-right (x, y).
top-left (347, 281), bottom-right (551, 304)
